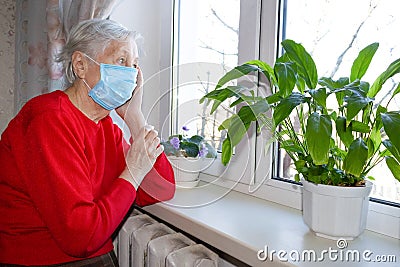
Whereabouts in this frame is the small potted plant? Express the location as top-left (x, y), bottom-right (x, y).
top-left (162, 126), bottom-right (217, 188)
top-left (201, 39), bottom-right (400, 239)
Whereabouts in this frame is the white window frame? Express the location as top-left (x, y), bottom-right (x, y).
top-left (166, 0), bottom-right (263, 185)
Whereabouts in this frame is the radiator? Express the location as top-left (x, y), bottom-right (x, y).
top-left (114, 209), bottom-right (219, 267)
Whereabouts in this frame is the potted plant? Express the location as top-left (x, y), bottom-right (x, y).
top-left (162, 126), bottom-right (217, 188)
top-left (201, 39), bottom-right (400, 239)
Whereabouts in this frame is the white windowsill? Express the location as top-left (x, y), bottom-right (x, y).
top-left (143, 182), bottom-right (400, 267)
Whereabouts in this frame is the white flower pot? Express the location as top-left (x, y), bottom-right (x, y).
top-left (168, 156), bottom-right (215, 188)
top-left (302, 179), bottom-right (372, 240)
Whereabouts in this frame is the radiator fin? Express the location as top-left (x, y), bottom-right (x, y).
top-left (166, 244), bottom-right (219, 267)
top-left (117, 210), bottom-right (220, 267)
top-left (147, 233), bottom-right (196, 267)
top-left (131, 223), bottom-right (176, 266)
top-left (119, 214), bottom-right (156, 267)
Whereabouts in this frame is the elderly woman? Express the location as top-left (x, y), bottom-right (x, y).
top-left (0, 19), bottom-right (175, 266)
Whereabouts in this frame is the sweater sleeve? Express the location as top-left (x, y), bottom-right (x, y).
top-left (135, 152), bottom-right (176, 207)
top-left (15, 112), bottom-right (136, 258)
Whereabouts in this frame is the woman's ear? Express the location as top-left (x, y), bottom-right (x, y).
top-left (71, 51), bottom-right (88, 79)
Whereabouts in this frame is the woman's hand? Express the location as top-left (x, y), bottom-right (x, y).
top-left (120, 125), bottom-right (164, 190)
top-left (116, 67), bottom-right (145, 137)
top-left (116, 66), bottom-right (144, 119)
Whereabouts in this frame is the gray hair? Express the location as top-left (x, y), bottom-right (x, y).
top-left (57, 19), bottom-right (140, 86)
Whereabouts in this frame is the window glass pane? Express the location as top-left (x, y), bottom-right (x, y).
top-left (172, 0), bottom-right (240, 151)
top-left (281, 0), bottom-right (400, 204)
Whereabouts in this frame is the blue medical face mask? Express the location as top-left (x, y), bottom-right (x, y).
top-left (83, 54), bottom-right (138, 110)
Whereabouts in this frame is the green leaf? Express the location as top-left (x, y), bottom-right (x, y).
top-left (216, 64), bottom-right (259, 89)
top-left (238, 100), bottom-right (270, 122)
top-left (309, 88), bottom-right (327, 110)
top-left (385, 156), bottom-right (400, 182)
top-left (319, 77), bottom-right (349, 106)
top-left (381, 112), bottom-right (400, 154)
top-left (221, 137), bottom-right (233, 165)
top-left (345, 90), bottom-right (373, 121)
top-left (246, 60), bottom-right (277, 86)
top-left (219, 114), bottom-right (249, 147)
top-left (276, 52), bottom-right (291, 64)
top-left (180, 142), bottom-right (199, 157)
top-left (374, 105), bottom-right (387, 129)
top-left (336, 116), bottom-right (353, 148)
top-left (370, 105), bottom-right (387, 149)
top-left (281, 142), bottom-right (304, 154)
top-left (201, 86), bottom-right (246, 102)
top-left (296, 76), bottom-right (306, 93)
top-left (305, 112), bottom-right (332, 165)
top-left (330, 146), bottom-right (347, 161)
top-left (319, 77), bottom-right (350, 90)
top-left (281, 39), bottom-right (318, 89)
top-left (273, 92), bottom-right (308, 126)
top-left (266, 93), bottom-right (281, 104)
top-left (187, 135), bottom-right (204, 145)
top-left (330, 111), bottom-right (338, 121)
top-left (200, 85), bottom-right (247, 113)
top-left (161, 141), bottom-right (179, 156)
top-left (228, 100), bottom-right (268, 140)
top-left (350, 43), bottom-right (379, 82)
top-left (370, 127), bottom-right (381, 154)
top-left (368, 58), bottom-right (400, 97)
top-left (343, 138), bottom-right (368, 177)
top-left (229, 93), bottom-right (262, 108)
top-left (367, 138), bottom-right (375, 159)
top-left (218, 100), bottom-right (270, 165)
top-left (168, 134), bottom-right (182, 140)
top-left (274, 62), bottom-right (297, 97)
top-left (382, 140), bottom-right (400, 163)
top-left (349, 120), bottom-right (370, 133)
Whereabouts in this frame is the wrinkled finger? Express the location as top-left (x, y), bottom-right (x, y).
top-left (144, 125), bottom-right (154, 133)
top-left (152, 136), bottom-right (161, 147)
top-left (147, 137), bottom-right (161, 157)
top-left (147, 143), bottom-right (163, 160)
top-left (154, 145), bottom-right (164, 159)
top-left (145, 129), bottom-right (158, 141)
top-left (144, 128), bottom-right (159, 148)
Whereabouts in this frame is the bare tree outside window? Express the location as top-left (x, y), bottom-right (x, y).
top-left (174, 0), bottom-right (240, 152)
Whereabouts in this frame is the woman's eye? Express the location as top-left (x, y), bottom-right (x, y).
top-left (118, 58), bottom-right (126, 64)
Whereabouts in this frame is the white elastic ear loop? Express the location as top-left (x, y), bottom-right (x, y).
top-left (81, 78), bottom-right (93, 92)
top-left (81, 53), bottom-right (99, 92)
top-left (83, 53), bottom-right (100, 66)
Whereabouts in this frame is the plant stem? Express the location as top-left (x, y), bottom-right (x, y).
top-left (364, 155), bottom-right (384, 175)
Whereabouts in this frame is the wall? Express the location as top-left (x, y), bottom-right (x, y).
top-left (0, 0), bottom-right (15, 133)
top-left (110, 0), bottom-right (173, 134)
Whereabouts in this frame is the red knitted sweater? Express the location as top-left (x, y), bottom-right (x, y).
top-left (0, 91), bottom-right (175, 265)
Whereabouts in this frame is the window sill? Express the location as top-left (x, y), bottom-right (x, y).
top-left (143, 182), bottom-right (400, 266)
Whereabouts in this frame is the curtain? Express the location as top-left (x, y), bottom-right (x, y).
top-left (15, 0), bottom-right (48, 111)
top-left (15, 0), bottom-right (119, 112)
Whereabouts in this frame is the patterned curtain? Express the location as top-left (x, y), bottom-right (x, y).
top-left (15, 0), bottom-right (119, 112)
top-left (15, 0), bottom-right (48, 112)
